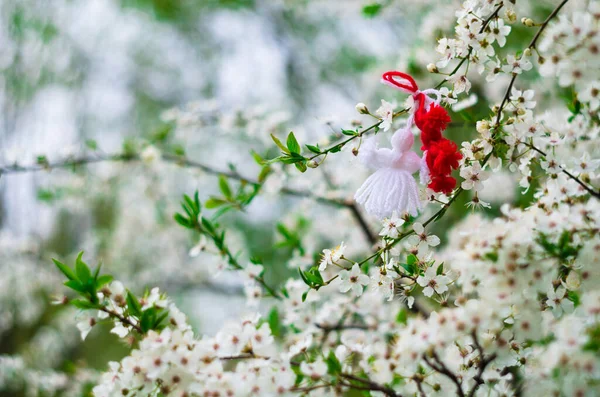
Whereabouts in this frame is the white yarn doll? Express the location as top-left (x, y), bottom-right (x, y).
top-left (354, 125), bottom-right (423, 219)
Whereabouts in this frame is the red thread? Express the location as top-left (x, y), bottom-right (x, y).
top-left (382, 70), bottom-right (462, 194)
top-left (382, 71), bottom-right (419, 93)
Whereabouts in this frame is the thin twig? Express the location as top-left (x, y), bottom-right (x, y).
top-left (467, 331), bottom-right (498, 397)
top-left (525, 143), bottom-right (599, 199)
top-left (99, 306), bottom-right (143, 334)
top-left (341, 373), bottom-right (401, 397)
top-left (528, 0), bottom-right (570, 50)
top-left (0, 152), bottom-right (349, 208)
top-left (423, 351), bottom-right (465, 397)
top-left (315, 322), bottom-right (370, 332)
top-left (348, 202), bottom-right (378, 245)
top-left (414, 376), bottom-right (427, 397)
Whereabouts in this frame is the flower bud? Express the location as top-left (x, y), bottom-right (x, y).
top-left (521, 17), bottom-right (535, 27)
top-left (538, 56), bottom-right (546, 64)
top-left (352, 147), bottom-right (359, 156)
top-left (517, 108), bottom-right (526, 115)
top-left (564, 271), bottom-right (581, 290)
top-left (506, 117), bottom-right (515, 125)
top-left (492, 105), bottom-right (500, 113)
top-left (476, 120), bottom-right (490, 133)
top-left (307, 160), bottom-right (319, 168)
top-left (427, 63), bottom-right (438, 73)
top-left (506, 9), bottom-right (517, 23)
top-left (523, 48), bottom-right (532, 57)
top-left (355, 103), bottom-right (369, 115)
top-left (141, 145), bottom-right (161, 164)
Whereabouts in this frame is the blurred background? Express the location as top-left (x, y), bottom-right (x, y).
top-left (0, 0), bottom-right (542, 395)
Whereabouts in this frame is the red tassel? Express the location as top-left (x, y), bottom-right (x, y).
top-left (428, 175), bottom-right (457, 194)
top-left (426, 139), bottom-right (462, 176)
top-left (415, 103), bottom-right (451, 136)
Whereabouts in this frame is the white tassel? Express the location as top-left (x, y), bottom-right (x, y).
top-left (355, 126), bottom-right (424, 219)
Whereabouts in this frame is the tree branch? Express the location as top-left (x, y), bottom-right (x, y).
top-left (423, 351), bottom-right (465, 397)
top-left (467, 331), bottom-right (498, 397)
top-left (525, 143), bottom-right (600, 199)
top-left (0, 152), bottom-right (350, 209)
top-left (99, 306), bottom-right (143, 334)
top-left (341, 373), bottom-right (401, 397)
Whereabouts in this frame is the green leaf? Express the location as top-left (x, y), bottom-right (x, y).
top-left (93, 262), bottom-right (102, 280)
top-left (153, 310), bottom-right (170, 329)
top-left (326, 350), bottom-right (342, 375)
top-left (183, 194), bottom-right (199, 215)
top-left (251, 150), bottom-right (265, 165)
top-left (267, 308), bottom-right (282, 338)
top-left (362, 3), bottom-right (382, 18)
top-left (64, 280), bottom-right (86, 293)
top-left (84, 139), bottom-right (98, 150)
top-left (483, 252), bottom-right (498, 262)
top-left (36, 155), bottom-right (49, 166)
top-left (436, 263), bottom-right (444, 275)
top-left (201, 217), bottom-right (216, 235)
top-left (286, 132), bottom-right (301, 154)
top-left (396, 308), bottom-right (408, 325)
top-left (305, 144), bottom-right (321, 154)
top-left (75, 252), bottom-right (91, 283)
top-left (400, 261), bottom-right (416, 275)
top-left (53, 258), bottom-right (77, 281)
top-left (174, 213), bottom-right (191, 228)
top-left (194, 191), bottom-right (201, 213)
top-left (271, 134), bottom-right (290, 154)
top-left (301, 289), bottom-right (309, 302)
top-left (126, 291), bottom-right (142, 318)
top-left (257, 165), bottom-right (271, 183)
top-left (298, 268), bottom-right (312, 287)
top-left (96, 274), bottom-right (114, 288)
top-left (205, 197), bottom-right (227, 209)
top-left (71, 299), bottom-right (98, 309)
top-left (406, 254), bottom-right (417, 265)
top-left (341, 129), bottom-right (356, 136)
top-left (294, 161), bottom-right (307, 173)
top-left (140, 310), bottom-right (154, 333)
top-left (306, 267), bottom-right (324, 285)
top-left (218, 176), bottom-right (233, 199)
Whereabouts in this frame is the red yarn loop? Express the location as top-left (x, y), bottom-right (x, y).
top-left (382, 70), bottom-right (462, 194)
top-left (381, 71), bottom-right (419, 94)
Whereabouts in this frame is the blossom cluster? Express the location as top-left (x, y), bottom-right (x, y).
top-left (93, 312), bottom-right (294, 397)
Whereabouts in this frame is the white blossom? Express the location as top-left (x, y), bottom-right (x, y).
top-left (339, 264), bottom-right (370, 297)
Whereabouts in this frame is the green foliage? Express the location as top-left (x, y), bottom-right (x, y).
top-left (267, 308), bottom-right (282, 338)
top-left (362, 3), bottom-right (383, 18)
top-left (275, 217), bottom-right (310, 255)
top-left (54, 252), bottom-right (170, 336)
top-left (299, 266), bottom-right (325, 290)
top-left (396, 308), bottom-right (407, 325)
top-left (583, 323), bottom-right (600, 353)
top-left (398, 254), bottom-right (418, 276)
top-left (174, 192), bottom-right (202, 229)
top-left (537, 231), bottom-right (581, 262)
top-left (268, 132), bottom-right (308, 172)
top-left (53, 252), bottom-right (110, 305)
top-left (326, 350), bottom-right (342, 375)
